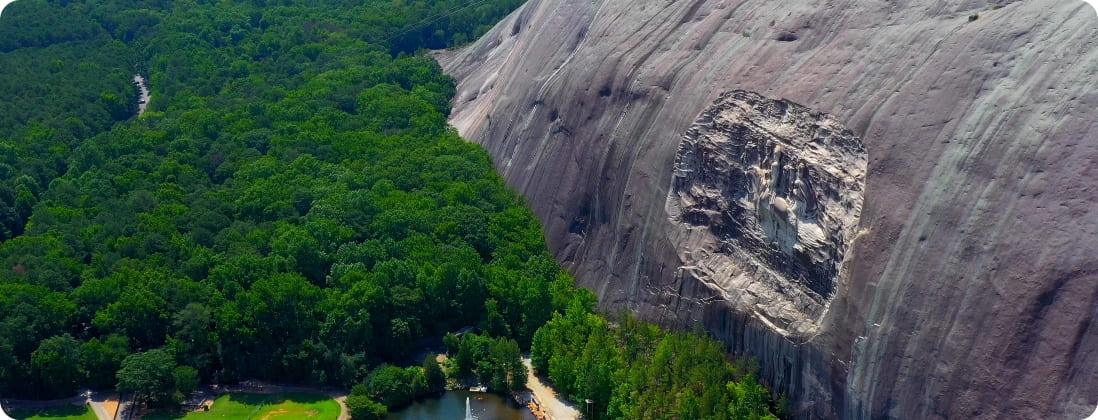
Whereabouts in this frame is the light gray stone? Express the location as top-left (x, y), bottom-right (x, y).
top-left (666, 90), bottom-right (866, 340)
top-left (437, 1), bottom-right (1098, 418)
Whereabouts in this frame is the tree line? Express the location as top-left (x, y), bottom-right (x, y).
top-left (532, 308), bottom-right (781, 419)
top-left (0, 0), bottom-right (778, 418)
top-left (0, 0), bottom-right (550, 403)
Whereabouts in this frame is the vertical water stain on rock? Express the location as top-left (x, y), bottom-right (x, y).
top-left (666, 90), bottom-right (865, 339)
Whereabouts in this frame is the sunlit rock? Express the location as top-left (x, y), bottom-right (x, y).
top-left (438, 0), bottom-right (1098, 418)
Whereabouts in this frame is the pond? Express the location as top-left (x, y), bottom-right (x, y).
top-left (386, 390), bottom-right (536, 420)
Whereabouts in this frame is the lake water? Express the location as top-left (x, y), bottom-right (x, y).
top-left (387, 390), bottom-right (536, 420)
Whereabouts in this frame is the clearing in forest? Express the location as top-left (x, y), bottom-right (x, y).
top-left (144, 393), bottom-right (339, 420)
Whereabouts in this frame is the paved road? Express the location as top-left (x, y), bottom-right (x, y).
top-left (88, 397), bottom-right (111, 420)
top-left (522, 358), bottom-right (581, 420)
top-left (87, 391), bottom-right (120, 420)
top-left (132, 75), bottom-right (151, 116)
top-left (2, 392), bottom-right (107, 420)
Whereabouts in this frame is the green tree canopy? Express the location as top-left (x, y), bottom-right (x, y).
top-left (116, 348), bottom-right (188, 407)
top-left (346, 384), bottom-right (387, 420)
top-left (30, 334), bottom-right (84, 398)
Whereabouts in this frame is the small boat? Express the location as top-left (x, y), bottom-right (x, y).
top-left (469, 385), bottom-right (488, 392)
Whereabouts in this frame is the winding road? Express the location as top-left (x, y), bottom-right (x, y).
top-left (133, 75), bottom-right (151, 116)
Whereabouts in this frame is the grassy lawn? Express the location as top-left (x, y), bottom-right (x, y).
top-left (8, 404), bottom-right (98, 420)
top-left (144, 392), bottom-right (339, 420)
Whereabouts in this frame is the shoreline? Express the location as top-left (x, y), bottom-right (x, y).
top-left (521, 357), bottom-right (581, 420)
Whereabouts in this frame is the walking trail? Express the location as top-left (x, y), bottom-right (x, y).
top-left (522, 358), bottom-right (581, 420)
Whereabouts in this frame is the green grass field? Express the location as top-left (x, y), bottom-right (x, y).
top-left (144, 392), bottom-right (340, 420)
top-left (7, 404), bottom-right (98, 420)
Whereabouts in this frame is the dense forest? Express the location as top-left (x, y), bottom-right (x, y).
top-left (532, 310), bottom-right (780, 420)
top-left (0, 0), bottom-right (777, 418)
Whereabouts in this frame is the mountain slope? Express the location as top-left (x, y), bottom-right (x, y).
top-left (437, 0), bottom-right (1098, 418)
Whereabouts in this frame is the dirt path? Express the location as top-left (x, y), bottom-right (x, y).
top-left (333, 396), bottom-right (349, 420)
top-left (522, 358), bottom-right (581, 420)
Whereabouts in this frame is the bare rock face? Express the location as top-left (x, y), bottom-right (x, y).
top-left (437, 0), bottom-right (1098, 418)
top-left (667, 90), bottom-right (866, 339)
